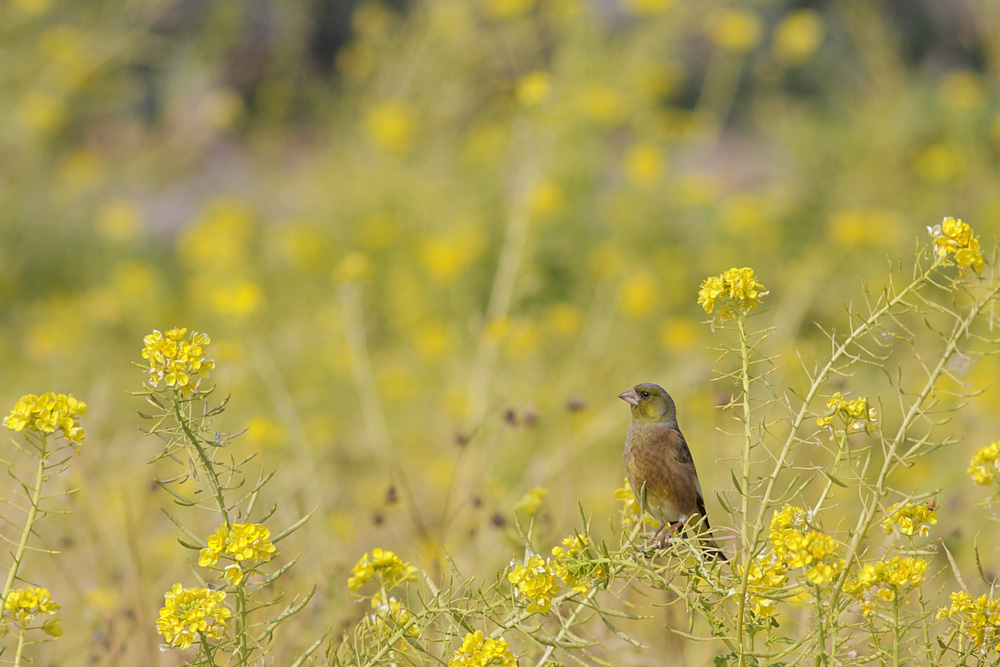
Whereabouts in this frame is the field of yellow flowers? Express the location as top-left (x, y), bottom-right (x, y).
top-left (3, 1), bottom-right (1000, 665)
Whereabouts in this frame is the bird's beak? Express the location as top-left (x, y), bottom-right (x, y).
top-left (618, 389), bottom-right (640, 406)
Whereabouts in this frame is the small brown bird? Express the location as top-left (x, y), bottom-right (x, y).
top-left (620, 382), bottom-right (726, 560)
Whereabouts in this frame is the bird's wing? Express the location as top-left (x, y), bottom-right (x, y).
top-left (673, 427), bottom-right (709, 524)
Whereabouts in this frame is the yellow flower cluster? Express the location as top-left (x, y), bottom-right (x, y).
top-left (4, 586), bottom-right (60, 626)
top-left (448, 630), bottom-right (517, 667)
top-left (937, 591), bottom-right (1000, 655)
top-left (155, 584), bottom-right (230, 650)
top-left (843, 557), bottom-right (928, 617)
top-left (881, 501), bottom-right (937, 537)
top-left (697, 267), bottom-right (768, 321)
top-left (3, 393), bottom-right (86, 447)
top-left (507, 553), bottom-right (560, 614)
top-left (141, 328), bottom-right (215, 396)
top-left (969, 441), bottom-right (1000, 486)
top-left (365, 593), bottom-right (419, 651)
top-left (740, 552), bottom-right (788, 617)
top-left (198, 522), bottom-right (277, 585)
top-left (769, 505), bottom-right (843, 586)
top-left (928, 216), bottom-right (984, 274)
top-left (551, 535), bottom-right (606, 594)
top-left (614, 479), bottom-right (643, 526)
top-left (348, 548), bottom-right (418, 592)
top-left (816, 392), bottom-right (878, 436)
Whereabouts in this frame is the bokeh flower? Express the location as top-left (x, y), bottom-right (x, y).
top-left (155, 584), bottom-right (230, 650)
top-left (937, 591), bottom-right (1000, 655)
top-left (508, 553), bottom-right (560, 614)
top-left (843, 557), bottom-right (928, 617)
top-left (816, 392), bottom-right (879, 436)
top-left (928, 217), bottom-right (984, 274)
top-left (141, 328), bottom-right (215, 396)
top-left (199, 522), bottom-right (277, 585)
top-left (348, 548), bottom-right (418, 592)
top-left (708, 9), bottom-right (762, 53)
top-left (881, 501), bottom-right (937, 537)
top-left (697, 267), bottom-right (768, 321)
top-left (969, 441), bottom-right (1000, 486)
top-left (513, 487), bottom-right (548, 516)
top-left (448, 630), bottom-right (517, 667)
top-left (3, 393), bottom-right (87, 447)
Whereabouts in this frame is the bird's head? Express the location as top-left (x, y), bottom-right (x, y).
top-left (618, 383), bottom-right (676, 423)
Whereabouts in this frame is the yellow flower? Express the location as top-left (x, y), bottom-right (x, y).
top-left (349, 548), bottom-right (418, 592)
top-left (815, 392), bottom-right (879, 436)
top-left (4, 587), bottom-right (60, 625)
top-left (969, 441), bottom-right (1000, 485)
top-left (772, 10), bottom-right (824, 65)
top-left (881, 501), bottom-right (937, 537)
top-left (508, 553), bottom-right (560, 614)
top-left (365, 593), bottom-right (419, 651)
top-left (449, 630), bottom-right (517, 667)
top-left (514, 487), bottom-right (548, 516)
top-left (928, 217), bottom-right (983, 274)
top-left (843, 557), bottom-right (928, 617)
top-left (614, 479), bottom-right (643, 526)
top-left (740, 553), bottom-right (787, 617)
top-left (141, 328), bottom-right (215, 396)
top-left (697, 267), bottom-right (768, 321)
top-left (768, 506), bottom-right (843, 586)
top-left (708, 9), bottom-right (762, 53)
top-left (198, 522), bottom-right (277, 583)
top-left (552, 535), bottom-right (606, 594)
top-left (3, 393), bottom-right (87, 447)
top-left (155, 584), bottom-right (230, 650)
top-left (937, 591), bottom-right (1000, 655)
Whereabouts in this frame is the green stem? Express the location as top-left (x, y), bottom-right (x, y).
top-left (742, 258), bottom-right (943, 609)
top-left (13, 623), bottom-right (26, 667)
top-left (829, 278), bottom-right (1000, 608)
top-left (534, 587), bottom-right (598, 667)
top-left (916, 581), bottom-right (932, 663)
top-left (172, 393), bottom-right (230, 526)
top-left (236, 584), bottom-right (250, 666)
top-left (812, 432), bottom-right (848, 515)
top-left (1, 436), bottom-right (48, 619)
top-left (736, 315), bottom-right (754, 666)
top-left (814, 586), bottom-right (828, 667)
top-left (892, 596), bottom-right (900, 667)
top-left (200, 632), bottom-right (221, 667)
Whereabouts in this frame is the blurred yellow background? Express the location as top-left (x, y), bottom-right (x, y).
top-left (2, 0), bottom-right (999, 663)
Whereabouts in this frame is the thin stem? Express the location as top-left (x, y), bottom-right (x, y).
top-left (916, 582), bottom-right (932, 663)
top-left (814, 586), bottom-right (828, 667)
top-left (533, 587), bottom-right (598, 667)
top-left (736, 315), bottom-right (754, 666)
top-left (812, 432), bottom-right (848, 515)
top-left (830, 278), bottom-right (1000, 607)
top-left (892, 596), bottom-right (900, 667)
top-left (1, 437), bottom-right (48, 618)
top-left (237, 584), bottom-right (250, 666)
top-left (13, 623), bottom-right (26, 667)
top-left (172, 393), bottom-right (230, 526)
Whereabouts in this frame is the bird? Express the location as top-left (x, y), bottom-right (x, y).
top-left (619, 382), bottom-right (726, 560)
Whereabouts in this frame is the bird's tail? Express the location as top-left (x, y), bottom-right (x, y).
top-left (685, 515), bottom-right (728, 562)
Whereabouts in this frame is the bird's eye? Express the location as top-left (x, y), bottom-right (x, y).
top-left (640, 391), bottom-right (650, 398)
